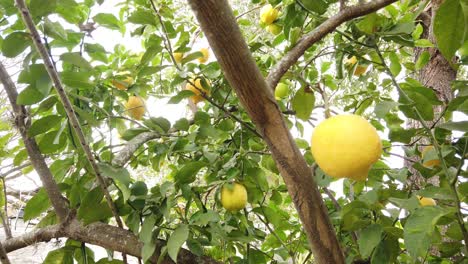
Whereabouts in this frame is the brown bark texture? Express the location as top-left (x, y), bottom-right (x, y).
top-left (187, 0), bottom-right (346, 263)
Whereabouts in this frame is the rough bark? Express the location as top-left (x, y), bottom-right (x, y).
top-left (187, 0), bottom-right (345, 263)
top-left (266, 0), bottom-right (398, 91)
top-left (2, 219), bottom-right (220, 264)
top-left (407, 0), bottom-right (457, 188)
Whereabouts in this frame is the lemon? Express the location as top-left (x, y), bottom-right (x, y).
top-left (198, 48), bottom-right (209, 63)
top-left (260, 4), bottom-right (279, 25)
top-left (221, 182), bottom-right (248, 211)
top-left (354, 64), bottom-right (368, 76)
top-left (173, 52), bottom-right (184, 63)
top-left (274, 83), bottom-right (290, 99)
top-left (112, 76), bottom-right (133, 91)
top-left (311, 114), bottom-right (382, 181)
top-left (418, 196), bottom-right (436, 206)
top-left (267, 24), bottom-right (282, 35)
top-left (421, 146), bottom-right (440, 168)
top-left (185, 78), bottom-right (211, 104)
top-left (345, 56), bottom-right (358, 66)
top-left (125, 96), bottom-right (145, 120)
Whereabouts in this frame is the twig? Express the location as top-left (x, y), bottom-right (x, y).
top-left (0, 163), bottom-right (31, 179)
top-left (14, 1), bottom-right (126, 258)
top-left (266, 0), bottom-right (397, 90)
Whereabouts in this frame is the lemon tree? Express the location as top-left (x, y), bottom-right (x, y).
top-left (0, 0), bottom-right (466, 264)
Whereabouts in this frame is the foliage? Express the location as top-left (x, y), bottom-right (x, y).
top-left (0, 0), bottom-right (467, 263)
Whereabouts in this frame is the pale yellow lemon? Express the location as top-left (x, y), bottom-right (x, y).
top-left (260, 4), bottom-right (279, 25)
top-left (311, 114), bottom-right (382, 181)
top-left (185, 78), bottom-right (211, 104)
top-left (221, 183), bottom-right (248, 211)
top-left (125, 96), bottom-right (145, 120)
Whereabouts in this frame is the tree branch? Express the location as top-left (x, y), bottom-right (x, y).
top-left (0, 62), bottom-right (69, 221)
top-left (15, 0), bottom-right (125, 232)
top-left (112, 132), bottom-right (162, 167)
top-left (2, 219), bottom-right (220, 264)
top-left (266, 0), bottom-right (397, 90)
top-left (0, 241), bottom-right (11, 264)
top-left (186, 0), bottom-right (345, 263)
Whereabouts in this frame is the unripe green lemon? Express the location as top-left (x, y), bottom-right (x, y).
top-left (221, 183), bottom-right (248, 211)
top-left (275, 83), bottom-right (290, 99)
top-left (311, 114), bottom-right (382, 181)
top-left (267, 24), bottom-right (282, 35)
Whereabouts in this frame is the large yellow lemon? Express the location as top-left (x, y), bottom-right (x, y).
top-left (185, 78), bottom-right (211, 104)
top-left (418, 196), bottom-right (436, 206)
top-left (311, 114), bottom-right (382, 181)
top-left (125, 96), bottom-right (145, 120)
top-left (260, 4), bottom-right (279, 25)
top-left (421, 146), bottom-right (440, 168)
top-left (198, 48), bottom-right (209, 63)
top-left (221, 182), bottom-right (248, 211)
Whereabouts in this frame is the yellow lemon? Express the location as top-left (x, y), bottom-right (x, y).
top-left (267, 24), bottom-right (282, 35)
top-left (421, 146), bottom-right (440, 168)
top-left (418, 196), bottom-right (436, 206)
top-left (311, 114), bottom-right (382, 181)
top-left (354, 64), bottom-right (368, 76)
top-left (185, 78), bottom-right (211, 104)
top-left (198, 48), bottom-right (209, 63)
top-left (173, 52), bottom-right (184, 63)
top-left (221, 183), bottom-right (248, 211)
top-left (345, 56), bottom-right (358, 66)
top-left (112, 76), bottom-right (133, 91)
top-left (260, 4), bottom-right (279, 25)
top-left (125, 96), bottom-right (145, 120)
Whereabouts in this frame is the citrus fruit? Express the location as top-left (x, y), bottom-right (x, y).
top-left (260, 4), bottom-right (279, 25)
top-left (185, 78), bottom-right (211, 104)
top-left (221, 182), bottom-right (248, 211)
top-left (198, 48), bottom-right (209, 63)
top-left (125, 96), bottom-right (145, 120)
top-left (421, 146), bottom-right (440, 168)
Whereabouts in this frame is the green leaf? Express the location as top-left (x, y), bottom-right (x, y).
top-left (127, 9), bottom-right (157, 26)
top-left (167, 224), bottom-right (189, 262)
top-left (297, 0), bottom-right (329, 14)
top-left (61, 71), bottom-right (93, 90)
top-left (131, 181), bottom-right (148, 196)
top-left (29, 0), bottom-right (57, 18)
top-left (98, 163), bottom-right (132, 186)
top-left (174, 118), bottom-right (190, 131)
top-left (93, 13), bottom-right (123, 32)
top-left (437, 121), bottom-right (468, 132)
top-left (375, 101), bottom-right (399, 118)
top-left (16, 85), bottom-right (46, 105)
top-left (168, 90), bottom-right (196, 104)
top-left (415, 50), bottom-right (430, 70)
top-left (174, 161), bottom-right (205, 184)
top-left (44, 18), bottom-right (67, 41)
top-left (43, 248), bottom-right (73, 264)
top-left (389, 52), bottom-right (401, 76)
top-left (358, 224), bottom-right (383, 258)
top-left (414, 39), bottom-right (434, 47)
top-left (28, 115), bottom-right (62, 137)
top-left (404, 206), bottom-right (447, 259)
top-left (60, 52), bottom-right (93, 71)
top-left (434, 0), bottom-right (465, 61)
top-left (189, 210), bottom-right (220, 226)
top-left (139, 215), bottom-right (157, 243)
top-left (371, 238), bottom-right (399, 264)
top-left (24, 188), bottom-right (51, 221)
top-left (1, 32), bottom-right (31, 58)
top-left (143, 117), bottom-right (171, 133)
top-left (77, 187), bottom-right (113, 225)
top-left (38, 130), bottom-right (67, 154)
top-left (141, 239), bottom-right (156, 263)
top-left (291, 87), bottom-right (315, 121)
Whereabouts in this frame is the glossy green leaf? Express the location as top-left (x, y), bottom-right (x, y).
top-left (437, 121), bottom-right (468, 132)
top-left (434, 0), bottom-right (465, 61)
top-left (98, 163), bottom-right (132, 186)
top-left (174, 161), bottom-right (205, 184)
top-left (28, 115), bottom-right (62, 137)
top-left (291, 87), bottom-right (315, 121)
top-left (167, 224), bottom-right (189, 262)
top-left (358, 224), bottom-right (383, 258)
top-left (77, 187), bottom-right (113, 225)
top-left (1, 32), bottom-right (31, 58)
top-left (43, 248), bottom-right (73, 264)
top-left (16, 85), bottom-right (46, 105)
top-left (60, 52), bottom-right (93, 71)
top-left (24, 188), bottom-right (51, 221)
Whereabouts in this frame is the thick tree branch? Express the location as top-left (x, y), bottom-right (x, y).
top-left (15, 0), bottom-right (124, 232)
top-left (266, 0), bottom-right (397, 90)
top-left (0, 62), bottom-right (69, 221)
top-left (2, 219), bottom-right (220, 264)
top-left (0, 241), bottom-right (11, 264)
top-left (187, 0), bottom-right (344, 263)
top-left (112, 132), bottom-right (161, 167)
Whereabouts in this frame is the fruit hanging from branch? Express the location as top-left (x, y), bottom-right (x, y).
top-left (125, 96), bottom-right (145, 120)
top-left (185, 78), bottom-right (211, 104)
top-left (311, 114), bottom-right (382, 181)
top-left (221, 182), bottom-right (248, 211)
